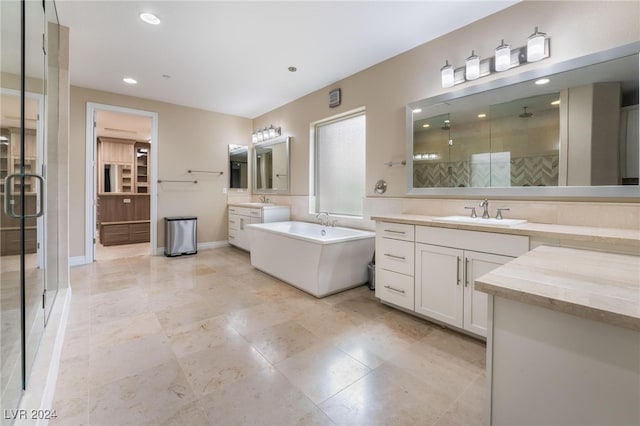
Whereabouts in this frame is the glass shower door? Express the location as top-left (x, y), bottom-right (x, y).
top-left (0, 0), bottom-right (58, 418)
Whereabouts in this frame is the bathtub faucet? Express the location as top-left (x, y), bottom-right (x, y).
top-left (316, 212), bottom-right (330, 226)
top-left (259, 194), bottom-right (270, 203)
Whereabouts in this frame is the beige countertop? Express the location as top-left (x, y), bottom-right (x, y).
top-left (370, 213), bottom-right (640, 248)
top-left (474, 245), bottom-right (640, 331)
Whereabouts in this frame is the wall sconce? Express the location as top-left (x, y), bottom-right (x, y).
top-left (494, 40), bottom-right (511, 72)
top-left (465, 51), bottom-right (480, 80)
top-left (440, 28), bottom-right (550, 88)
top-left (251, 125), bottom-right (281, 143)
top-left (413, 152), bottom-right (440, 161)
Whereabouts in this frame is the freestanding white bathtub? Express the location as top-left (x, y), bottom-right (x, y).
top-left (247, 221), bottom-right (375, 298)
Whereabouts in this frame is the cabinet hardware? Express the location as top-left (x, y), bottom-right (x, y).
top-left (384, 253), bottom-right (406, 260)
top-left (465, 258), bottom-right (469, 287)
top-left (384, 285), bottom-right (406, 294)
top-left (229, 220), bottom-right (236, 224)
top-left (456, 256), bottom-right (461, 285)
top-left (240, 218), bottom-right (244, 230)
top-left (384, 229), bottom-right (406, 235)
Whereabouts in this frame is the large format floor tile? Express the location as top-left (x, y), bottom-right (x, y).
top-left (52, 246), bottom-right (486, 425)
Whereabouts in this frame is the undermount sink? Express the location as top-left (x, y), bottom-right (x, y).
top-left (432, 215), bottom-right (527, 227)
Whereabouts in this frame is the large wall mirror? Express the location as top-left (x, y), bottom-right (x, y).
top-left (407, 42), bottom-right (639, 198)
top-left (253, 136), bottom-right (290, 194)
top-left (229, 144), bottom-right (248, 189)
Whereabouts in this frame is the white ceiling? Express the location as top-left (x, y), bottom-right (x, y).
top-left (56, 1), bottom-right (518, 119)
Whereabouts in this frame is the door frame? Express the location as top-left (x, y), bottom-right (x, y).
top-left (85, 103), bottom-right (158, 262)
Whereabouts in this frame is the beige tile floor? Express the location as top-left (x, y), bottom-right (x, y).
top-left (51, 244), bottom-right (486, 425)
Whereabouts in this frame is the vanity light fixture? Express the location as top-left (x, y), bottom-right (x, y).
top-left (551, 99), bottom-right (560, 106)
top-left (251, 125), bottom-right (281, 143)
top-left (439, 28), bottom-right (550, 89)
top-left (422, 124), bottom-right (430, 128)
top-left (477, 113), bottom-right (487, 118)
top-left (441, 61), bottom-right (454, 88)
top-left (123, 77), bottom-right (137, 85)
top-left (465, 51), bottom-right (480, 81)
top-left (527, 27), bottom-right (546, 62)
top-left (535, 78), bottom-right (550, 85)
top-left (139, 12), bottom-right (161, 25)
top-left (495, 40), bottom-right (511, 72)
top-left (412, 108), bottom-right (422, 114)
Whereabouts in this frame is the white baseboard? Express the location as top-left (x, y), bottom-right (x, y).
top-left (69, 256), bottom-right (89, 267)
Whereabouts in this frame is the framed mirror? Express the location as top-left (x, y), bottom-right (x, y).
top-left (103, 163), bottom-right (132, 193)
top-left (253, 136), bottom-right (290, 194)
top-left (407, 42), bottom-right (639, 198)
top-left (228, 144), bottom-right (248, 189)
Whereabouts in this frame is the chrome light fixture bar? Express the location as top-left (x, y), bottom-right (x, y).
top-left (441, 28), bottom-right (550, 89)
top-left (251, 125), bottom-right (281, 143)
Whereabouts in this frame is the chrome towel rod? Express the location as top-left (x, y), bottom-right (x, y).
top-left (188, 169), bottom-right (224, 175)
top-left (384, 160), bottom-right (407, 167)
top-left (158, 179), bottom-right (198, 184)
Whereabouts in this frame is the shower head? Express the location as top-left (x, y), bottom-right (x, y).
top-left (519, 106), bottom-right (533, 118)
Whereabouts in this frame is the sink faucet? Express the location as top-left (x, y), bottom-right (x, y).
top-left (479, 198), bottom-right (490, 219)
top-left (316, 212), bottom-right (330, 226)
top-left (259, 194), bottom-right (270, 203)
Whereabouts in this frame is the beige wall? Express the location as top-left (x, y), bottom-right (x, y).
top-left (69, 87), bottom-right (252, 257)
top-left (71, 1), bottom-right (639, 258)
top-left (253, 1), bottom-right (639, 199)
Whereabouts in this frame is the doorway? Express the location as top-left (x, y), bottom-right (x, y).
top-left (85, 103), bottom-right (158, 262)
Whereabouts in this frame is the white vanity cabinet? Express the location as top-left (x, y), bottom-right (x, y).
top-left (228, 204), bottom-right (290, 251)
top-left (414, 226), bottom-right (528, 338)
top-left (375, 222), bottom-right (416, 310)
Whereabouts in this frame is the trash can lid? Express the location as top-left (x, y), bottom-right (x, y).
top-left (165, 216), bottom-right (197, 221)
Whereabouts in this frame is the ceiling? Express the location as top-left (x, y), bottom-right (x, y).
top-left (55, 1), bottom-right (519, 119)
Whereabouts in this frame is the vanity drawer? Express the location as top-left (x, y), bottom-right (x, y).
top-left (228, 206), bottom-right (251, 216)
top-left (376, 221), bottom-right (415, 242)
top-left (228, 214), bottom-right (241, 230)
top-left (248, 208), bottom-right (262, 219)
top-left (375, 269), bottom-right (414, 311)
top-left (376, 237), bottom-right (414, 276)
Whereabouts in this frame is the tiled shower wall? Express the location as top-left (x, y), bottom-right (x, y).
top-left (413, 155), bottom-right (559, 188)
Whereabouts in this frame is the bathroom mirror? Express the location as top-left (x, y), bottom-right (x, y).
top-left (253, 136), bottom-right (290, 194)
top-left (407, 42), bottom-right (640, 198)
top-left (229, 144), bottom-right (248, 189)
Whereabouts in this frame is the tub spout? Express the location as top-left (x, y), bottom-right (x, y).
top-left (315, 212), bottom-right (329, 226)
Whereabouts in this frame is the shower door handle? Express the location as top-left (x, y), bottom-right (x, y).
top-left (3, 173), bottom-right (45, 218)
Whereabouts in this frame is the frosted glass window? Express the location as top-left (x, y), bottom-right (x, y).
top-left (315, 112), bottom-right (366, 216)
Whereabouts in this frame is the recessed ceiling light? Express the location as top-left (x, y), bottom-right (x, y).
top-left (288, 66), bottom-right (297, 72)
top-left (477, 113), bottom-right (487, 118)
top-left (123, 77), bottom-right (138, 85)
top-left (422, 124), bottom-right (430, 128)
top-left (139, 12), bottom-right (160, 25)
top-left (412, 108), bottom-right (422, 114)
top-left (535, 78), bottom-right (550, 85)
top-left (551, 99), bottom-right (560, 105)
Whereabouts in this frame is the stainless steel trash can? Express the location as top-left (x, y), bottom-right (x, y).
top-left (164, 216), bottom-right (197, 256)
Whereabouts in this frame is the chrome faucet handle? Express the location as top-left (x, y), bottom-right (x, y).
top-left (464, 206), bottom-right (477, 218)
top-left (495, 208), bottom-right (510, 220)
top-left (330, 219), bottom-right (338, 227)
top-left (479, 198), bottom-right (490, 219)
